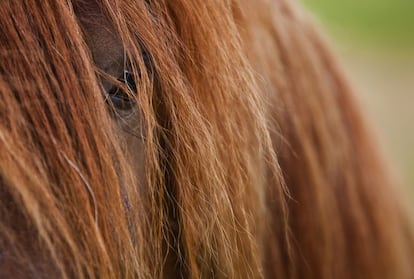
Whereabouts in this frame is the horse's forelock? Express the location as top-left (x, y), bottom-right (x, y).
top-left (0, 0), bottom-right (282, 277)
top-left (0, 0), bottom-right (147, 277)
top-left (1, 0), bottom-right (414, 279)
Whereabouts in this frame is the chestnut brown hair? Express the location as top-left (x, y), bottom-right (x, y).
top-left (0, 0), bottom-right (412, 278)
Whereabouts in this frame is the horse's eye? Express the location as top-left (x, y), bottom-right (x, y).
top-left (107, 70), bottom-right (137, 111)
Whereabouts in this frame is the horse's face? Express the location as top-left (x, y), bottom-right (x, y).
top-left (3, 1), bottom-right (413, 278)
top-left (82, 14), bottom-right (146, 191)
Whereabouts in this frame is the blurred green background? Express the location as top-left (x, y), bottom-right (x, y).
top-left (302, 0), bottom-right (414, 188)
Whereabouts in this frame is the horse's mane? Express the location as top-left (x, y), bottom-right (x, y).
top-left (0, 0), bottom-right (413, 278)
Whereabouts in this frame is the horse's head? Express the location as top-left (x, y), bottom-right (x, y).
top-left (1, 0), bottom-right (413, 278)
top-left (0, 1), bottom-right (278, 277)
top-left (79, 4), bottom-right (147, 196)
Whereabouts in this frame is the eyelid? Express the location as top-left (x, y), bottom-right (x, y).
top-left (123, 70), bottom-right (136, 87)
top-left (105, 70), bottom-right (137, 111)
top-left (110, 70), bottom-right (137, 93)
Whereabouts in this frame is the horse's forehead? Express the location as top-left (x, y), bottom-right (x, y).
top-left (79, 11), bottom-right (124, 75)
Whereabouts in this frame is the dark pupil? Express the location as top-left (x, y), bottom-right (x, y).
top-left (107, 70), bottom-right (137, 111)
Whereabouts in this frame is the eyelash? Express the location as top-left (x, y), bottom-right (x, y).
top-left (107, 70), bottom-right (137, 111)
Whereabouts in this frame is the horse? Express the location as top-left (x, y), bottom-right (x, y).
top-left (0, 0), bottom-right (413, 278)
